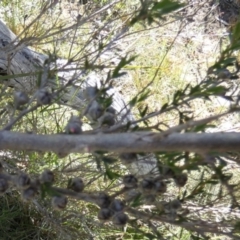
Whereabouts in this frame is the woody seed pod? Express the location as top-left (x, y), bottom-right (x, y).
top-left (15, 173), bottom-right (31, 189)
top-left (170, 199), bottom-right (182, 211)
top-left (40, 169), bottom-right (54, 184)
top-left (154, 180), bottom-right (167, 194)
top-left (112, 212), bottom-right (129, 226)
top-left (14, 91), bottom-right (29, 108)
top-left (98, 208), bottom-right (113, 221)
top-left (52, 195), bottom-right (68, 210)
top-left (65, 115), bottom-right (82, 134)
top-left (110, 199), bottom-right (125, 212)
top-left (97, 192), bottom-right (111, 208)
top-left (140, 178), bottom-right (155, 194)
top-left (37, 89), bottom-right (52, 105)
top-left (98, 112), bottom-right (115, 126)
top-left (68, 177), bottom-right (84, 192)
top-left (22, 186), bottom-right (37, 201)
top-left (119, 153), bottom-right (137, 164)
top-left (174, 173), bottom-right (188, 187)
top-left (123, 175), bottom-right (138, 188)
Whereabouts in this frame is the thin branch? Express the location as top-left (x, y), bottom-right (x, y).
top-left (3, 105), bottom-right (39, 131)
top-left (1, 131), bottom-right (240, 154)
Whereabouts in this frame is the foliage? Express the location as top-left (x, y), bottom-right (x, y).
top-left (0, 0), bottom-right (240, 239)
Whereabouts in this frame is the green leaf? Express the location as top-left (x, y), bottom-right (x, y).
top-left (205, 179), bottom-right (219, 185)
top-left (112, 55), bottom-right (136, 79)
top-left (206, 86), bottom-right (228, 95)
top-left (102, 156), bottom-right (118, 164)
top-left (151, 0), bottom-right (184, 14)
top-left (209, 57), bottom-right (236, 71)
top-left (0, 71), bottom-right (42, 80)
top-left (84, 58), bottom-right (90, 69)
top-left (139, 105), bottom-right (148, 118)
top-left (138, 89), bottom-right (151, 102)
top-left (193, 123), bottom-right (216, 132)
top-left (189, 85), bottom-right (201, 95)
top-left (144, 233), bottom-right (157, 240)
top-left (234, 221), bottom-right (240, 232)
top-left (105, 169), bottom-right (120, 180)
top-left (130, 89), bottom-right (151, 106)
top-left (129, 95), bottom-right (138, 107)
top-left (94, 150), bottom-right (108, 155)
top-left (160, 103), bottom-right (168, 111)
top-left (232, 21), bottom-right (240, 42)
top-left (130, 193), bottom-right (142, 207)
top-left (98, 95), bottom-right (113, 109)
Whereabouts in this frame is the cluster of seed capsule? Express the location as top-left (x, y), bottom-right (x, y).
top-left (60, 87), bottom-right (117, 135)
top-left (84, 86), bottom-right (116, 127)
top-left (122, 174), bottom-right (168, 205)
top-left (14, 88), bottom-right (52, 109)
top-left (0, 166), bottom-right (130, 226)
top-left (97, 193), bottom-right (129, 226)
top-left (0, 161), bottom-right (188, 226)
top-left (118, 153), bottom-right (188, 219)
top-left (119, 153), bottom-right (188, 188)
top-left (0, 167), bottom-right (83, 210)
top-left (96, 174), bottom-right (168, 226)
top-left (122, 172), bottom-right (185, 220)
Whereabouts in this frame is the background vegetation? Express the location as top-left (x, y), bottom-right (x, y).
top-left (1, 0), bottom-right (240, 239)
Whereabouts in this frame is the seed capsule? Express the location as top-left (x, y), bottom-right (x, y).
top-left (98, 208), bottom-right (113, 221)
top-left (52, 196), bottom-right (68, 210)
top-left (154, 180), bottom-right (167, 194)
top-left (98, 112), bottom-right (115, 126)
top-left (110, 199), bottom-right (125, 212)
top-left (22, 186), bottom-right (37, 201)
top-left (97, 192), bottom-right (111, 208)
top-left (21, 179), bottom-right (40, 201)
top-left (123, 175), bottom-right (138, 188)
top-left (14, 91), bottom-right (29, 108)
top-left (119, 153), bottom-right (137, 164)
top-left (37, 89), bottom-right (52, 105)
top-left (112, 212), bottom-right (129, 226)
top-left (140, 178), bottom-right (155, 194)
top-left (15, 173), bottom-right (31, 189)
top-left (40, 169), bottom-right (54, 184)
top-left (65, 115), bottom-right (82, 134)
top-left (170, 199), bottom-right (182, 211)
top-left (217, 69), bottom-right (231, 79)
top-left (68, 178), bottom-right (84, 192)
top-left (174, 173), bottom-right (188, 187)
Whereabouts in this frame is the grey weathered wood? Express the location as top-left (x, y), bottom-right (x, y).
top-left (0, 20), bottom-right (44, 92)
top-left (0, 19), bottom-right (134, 119)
